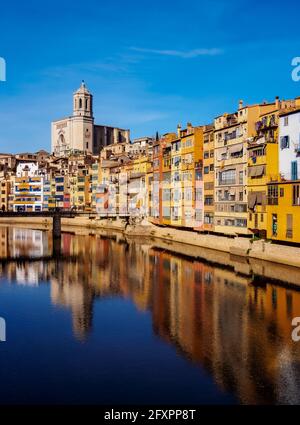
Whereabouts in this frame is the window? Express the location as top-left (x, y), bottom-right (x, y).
top-left (162, 189), bottom-right (171, 201)
top-left (280, 135), bottom-right (290, 149)
top-left (291, 161), bottom-right (298, 180)
top-left (272, 214), bottom-right (278, 236)
top-left (204, 166), bottom-right (210, 174)
top-left (268, 185), bottom-right (278, 205)
top-left (204, 151), bottom-right (209, 159)
top-left (204, 213), bottom-right (214, 224)
top-left (204, 196), bottom-right (213, 205)
top-left (286, 214), bottom-right (293, 238)
top-left (280, 188), bottom-right (284, 197)
top-left (195, 188), bottom-right (203, 201)
top-left (261, 214), bottom-right (264, 222)
top-left (293, 184), bottom-right (300, 205)
top-left (219, 169), bottom-right (236, 185)
top-left (236, 218), bottom-right (247, 227)
top-left (210, 164), bottom-right (214, 171)
top-left (284, 116), bottom-right (289, 126)
top-left (239, 192), bottom-right (243, 201)
top-left (239, 171), bottom-right (243, 184)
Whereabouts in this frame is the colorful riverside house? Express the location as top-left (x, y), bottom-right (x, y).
top-left (267, 104), bottom-right (300, 243)
top-left (247, 98), bottom-right (297, 238)
top-left (202, 124), bottom-right (215, 231)
top-left (161, 137), bottom-right (172, 226)
top-left (0, 172), bottom-right (11, 212)
top-left (170, 126), bottom-right (183, 226)
top-left (214, 100), bottom-right (276, 235)
top-left (42, 177), bottom-right (51, 211)
top-left (183, 124), bottom-right (204, 229)
top-left (96, 159), bottom-right (116, 216)
top-left (145, 153), bottom-right (153, 220)
top-left (54, 175), bottom-right (70, 209)
top-left (90, 161), bottom-right (100, 212)
top-left (170, 123), bottom-right (203, 228)
top-left (150, 138), bottom-right (162, 223)
top-left (13, 162), bottom-right (43, 212)
top-left (70, 171), bottom-right (90, 211)
top-left (13, 167), bottom-right (44, 212)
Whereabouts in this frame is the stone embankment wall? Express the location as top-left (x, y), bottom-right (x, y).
top-left (1, 216), bottom-right (300, 275)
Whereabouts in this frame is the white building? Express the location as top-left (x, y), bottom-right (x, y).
top-left (51, 81), bottom-right (130, 157)
top-left (279, 109), bottom-right (300, 181)
top-left (16, 161), bottom-right (40, 177)
top-left (13, 162), bottom-right (44, 212)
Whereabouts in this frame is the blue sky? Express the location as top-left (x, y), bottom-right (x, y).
top-left (1, 0), bottom-right (300, 152)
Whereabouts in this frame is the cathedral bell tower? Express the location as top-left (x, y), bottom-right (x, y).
top-left (73, 80), bottom-right (93, 118)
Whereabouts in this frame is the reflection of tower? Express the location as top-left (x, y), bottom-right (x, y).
top-left (51, 279), bottom-right (94, 340)
top-left (72, 286), bottom-right (94, 340)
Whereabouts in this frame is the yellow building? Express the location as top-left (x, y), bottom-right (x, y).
top-left (247, 98), bottom-right (298, 238)
top-left (214, 100), bottom-right (276, 235)
top-left (248, 108), bottom-right (279, 238)
top-left (0, 173), bottom-right (10, 211)
top-left (266, 102), bottom-right (300, 244)
top-left (70, 172), bottom-right (90, 211)
top-left (170, 124), bottom-right (203, 228)
top-left (266, 181), bottom-right (300, 242)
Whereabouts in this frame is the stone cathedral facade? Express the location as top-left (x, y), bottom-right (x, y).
top-left (51, 81), bottom-right (130, 157)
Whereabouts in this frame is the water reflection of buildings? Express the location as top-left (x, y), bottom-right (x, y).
top-left (1, 227), bottom-right (300, 403)
top-left (0, 227), bottom-right (52, 285)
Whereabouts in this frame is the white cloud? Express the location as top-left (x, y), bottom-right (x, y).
top-left (130, 47), bottom-right (223, 58)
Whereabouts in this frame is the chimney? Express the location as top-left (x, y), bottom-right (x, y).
top-left (177, 124), bottom-right (181, 138)
top-left (238, 99), bottom-right (243, 110)
top-left (187, 122), bottom-right (193, 134)
top-left (275, 96), bottom-right (280, 109)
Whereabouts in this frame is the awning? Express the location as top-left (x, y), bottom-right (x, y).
top-left (256, 191), bottom-right (263, 205)
top-left (229, 144), bottom-right (243, 154)
top-left (248, 167), bottom-right (256, 177)
top-left (254, 165), bottom-right (265, 177)
top-left (249, 165), bottom-right (265, 177)
top-left (248, 192), bottom-right (257, 209)
top-left (217, 147), bottom-right (227, 161)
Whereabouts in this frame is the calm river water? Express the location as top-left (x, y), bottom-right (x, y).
top-left (0, 225), bottom-right (300, 405)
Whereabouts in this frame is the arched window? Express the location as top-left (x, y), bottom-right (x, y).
top-left (59, 134), bottom-right (66, 151)
top-left (86, 99), bottom-right (88, 110)
top-left (79, 98), bottom-right (82, 109)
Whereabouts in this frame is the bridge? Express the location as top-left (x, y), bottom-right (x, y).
top-left (0, 209), bottom-right (78, 239)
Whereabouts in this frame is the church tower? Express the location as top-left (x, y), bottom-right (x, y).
top-left (73, 80), bottom-right (93, 118)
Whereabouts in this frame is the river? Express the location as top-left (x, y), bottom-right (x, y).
top-left (0, 225), bottom-right (300, 405)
